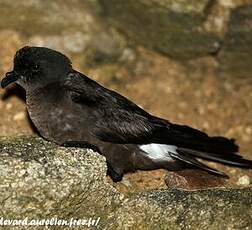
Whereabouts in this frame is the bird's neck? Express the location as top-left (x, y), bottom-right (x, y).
top-left (26, 81), bottom-right (65, 106)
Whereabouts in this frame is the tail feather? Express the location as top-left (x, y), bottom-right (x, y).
top-left (178, 147), bottom-right (252, 168)
top-left (155, 122), bottom-right (239, 154)
top-left (171, 147), bottom-right (252, 177)
top-left (168, 124), bottom-right (239, 154)
top-left (169, 151), bottom-right (229, 178)
top-left (152, 120), bottom-right (252, 176)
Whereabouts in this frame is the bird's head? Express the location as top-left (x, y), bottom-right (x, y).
top-left (1, 46), bottom-right (72, 91)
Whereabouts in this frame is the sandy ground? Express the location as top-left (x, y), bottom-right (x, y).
top-left (0, 36), bottom-right (251, 192)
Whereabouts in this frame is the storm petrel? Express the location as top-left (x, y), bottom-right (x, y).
top-left (2, 46), bottom-right (252, 181)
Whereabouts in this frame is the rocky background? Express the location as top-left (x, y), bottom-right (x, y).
top-left (0, 0), bottom-right (252, 229)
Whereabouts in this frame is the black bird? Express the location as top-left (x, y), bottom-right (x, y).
top-left (1, 46), bottom-right (252, 182)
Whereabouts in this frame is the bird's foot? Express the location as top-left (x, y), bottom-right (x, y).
top-left (106, 162), bottom-right (123, 182)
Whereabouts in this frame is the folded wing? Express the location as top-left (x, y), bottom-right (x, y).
top-left (64, 71), bottom-right (252, 173)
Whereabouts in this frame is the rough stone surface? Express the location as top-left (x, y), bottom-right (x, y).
top-left (0, 0), bottom-right (251, 72)
top-left (0, 136), bottom-right (252, 229)
top-left (0, 0), bottom-right (92, 36)
top-left (99, 0), bottom-right (221, 59)
top-left (165, 169), bottom-right (226, 191)
top-left (219, 5), bottom-right (252, 77)
top-left (0, 136), bottom-right (121, 227)
top-left (146, 0), bottom-right (212, 14)
top-left (0, 0), bottom-right (126, 60)
top-left (114, 188), bottom-right (252, 229)
top-left (237, 175), bottom-right (251, 186)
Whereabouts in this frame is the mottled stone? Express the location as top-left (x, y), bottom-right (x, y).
top-left (106, 188), bottom-right (252, 229)
top-left (0, 0), bottom-right (91, 36)
top-left (0, 136), bottom-right (121, 225)
top-left (0, 0), bottom-right (126, 59)
top-left (165, 169), bottom-right (226, 191)
top-left (237, 175), bottom-right (251, 186)
top-left (0, 136), bottom-right (252, 229)
top-left (219, 5), bottom-right (252, 77)
top-left (99, 0), bottom-right (221, 59)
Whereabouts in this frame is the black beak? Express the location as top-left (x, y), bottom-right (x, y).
top-left (1, 71), bottom-right (19, 88)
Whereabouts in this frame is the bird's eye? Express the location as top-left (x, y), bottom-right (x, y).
top-left (32, 64), bottom-right (40, 73)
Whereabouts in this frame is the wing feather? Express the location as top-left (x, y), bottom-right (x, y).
top-left (64, 71), bottom-right (163, 144)
top-left (64, 70), bottom-right (240, 158)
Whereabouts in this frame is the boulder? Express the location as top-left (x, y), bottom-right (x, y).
top-left (219, 5), bottom-right (252, 78)
top-left (0, 136), bottom-right (251, 229)
top-left (98, 0), bottom-right (221, 59)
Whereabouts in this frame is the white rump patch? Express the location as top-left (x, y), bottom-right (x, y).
top-left (139, 143), bottom-right (177, 161)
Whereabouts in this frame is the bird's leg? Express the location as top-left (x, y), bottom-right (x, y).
top-left (106, 161), bottom-right (123, 182)
top-left (62, 141), bottom-right (101, 153)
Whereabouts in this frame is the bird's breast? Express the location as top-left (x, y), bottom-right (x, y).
top-left (26, 88), bottom-right (92, 144)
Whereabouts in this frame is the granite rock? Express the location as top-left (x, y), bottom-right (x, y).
top-left (0, 136), bottom-right (251, 229)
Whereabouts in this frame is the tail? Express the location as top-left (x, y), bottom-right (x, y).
top-left (164, 123), bottom-right (239, 154)
top-left (152, 121), bottom-right (252, 177)
top-left (170, 147), bottom-right (252, 178)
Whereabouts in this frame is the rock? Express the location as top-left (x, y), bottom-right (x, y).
top-left (0, 136), bottom-right (121, 224)
top-left (13, 111), bottom-right (26, 121)
top-left (237, 175), bottom-right (251, 186)
top-left (165, 169), bottom-right (226, 191)
top-left (0, 0), bottom-right (126, 60)
top-left (111, 188), bottom-right (252, 229)
top-left (84, 30), bottom-right (127, 67)
top-left (99, 0), bottom-right (221, 59)
top-left (1, 0), bottom-right (251, 73)
top-left (0, 136), bottom-right (252, 229)
top-left (0, 0), bottom-right (93, 36)
top-left (219, 5), bottom-right (252, 77)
